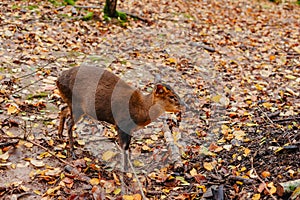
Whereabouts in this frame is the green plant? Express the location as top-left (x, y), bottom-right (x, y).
top-left (82, 11), bottom-right (94, 21)
top-left (28, 5), bottom-right (38, 10)
top-left (48, 0), bottom-right (65, 6)
top-left (116, 11), bottom-right (127, 21)
top-left (12, 5), bottom-right (20, 9)
top-left (64, 0), bottom-right (76, 6)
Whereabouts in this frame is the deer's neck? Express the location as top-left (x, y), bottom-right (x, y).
top-left (130, 91), bottom-right (164, 127)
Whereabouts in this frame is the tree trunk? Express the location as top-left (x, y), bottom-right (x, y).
top-left (104, 0), bottom-right (118, 17)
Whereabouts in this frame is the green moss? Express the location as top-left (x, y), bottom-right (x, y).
top-left (58, 13), bottom-right (71, 18)
top-left (120, 60), bottom-right (127, 65)
top-left (183, 13), bottom-right (194, 20)
top-left (103, 14), bottom-right (111, 21)
top-left (116, 11), bottom-right (127, 21)
top-left (28, 5), bottom-right (38, 10)
top-left (64, 0), bottom-right (75, 6)
top-left (82, 11), bottom-right (94, 21)
top-left (104, 10), bottom-right (128, 26)
top-left (27, 92), bottom-right (49, 100)
top-left (12, 5), bottom-right (20, 9)
top-left (48, 0), bottom-right (65, 6)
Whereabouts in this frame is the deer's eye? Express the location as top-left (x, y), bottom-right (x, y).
top-left (169, 95), bottom-right (176, 100)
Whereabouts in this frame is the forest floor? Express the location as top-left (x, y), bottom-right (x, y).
top-left (0, 0), bottom-right (299, 199)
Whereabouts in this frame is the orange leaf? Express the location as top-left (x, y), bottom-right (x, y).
top-left (7, 104), bottom-right (19, 114)
top-left (90, 178), bottom-right (100, 185)
top-left (203, 161), bottom-right (216, 171)
top-left (261, 171), bottom-right (271, 178)
top-left (269, 55), bottom-right (276, 61)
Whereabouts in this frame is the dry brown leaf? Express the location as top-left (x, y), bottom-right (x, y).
top-left (0, 152), bottom-right (10, 161)
top-left (102, 151), bottom-right (117, 161)
top-left (90, 178), bottom-right (100, 186)
top-left (190, 168), bottom-right (197, 176)
top-left (7, 104), bottom-right (19, 114)
top-left (252, 193), bottom-right (261, 200)
top-left (30, 159), bottom-right (45, 168)
top-left (203, 161), bottom-right (216, 171)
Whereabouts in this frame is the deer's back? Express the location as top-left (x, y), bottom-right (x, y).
top-left (57, 66), bottom-right (136, 125)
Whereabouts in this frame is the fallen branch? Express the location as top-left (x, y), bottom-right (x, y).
top-left (121, 11), bottom-right (152, 24)
top-left (257, 105), bottom-right (288, 138)
top-left (228, 175), bottom-right (255, 184)
top-left (189, 42), bottom-right (216, 52)
top-left (74, 5), bottom-right (102, 9)
top-left (272, 117), bottom-right (300, 123)
top-left (0, 140), bottom-right (19, 148)
top-left (250, 157), bottom-right (277, 200)
top-left (0, 134), bottom-right (75, 168)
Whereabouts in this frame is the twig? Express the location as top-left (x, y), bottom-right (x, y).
top-left (11, 78), bottom-right (43, 95)
top-left (250, 157), bottom-right (277, 200)
top-left (15, 71), bottom-right (37, 79)
top-left (121, 11), bottom-right (152, 24)
top-left (257, 105), bottom-right (288, 138)
top-left (56, 6), bottom-right (66, 11)
top-left (189, 42), bottom-right (216, 52)
top-left (74, 5), bottom-right (102, 9)
top-left (25, 138), bottom-right (75, 167)
top-left (267, 111), bottom-right (280, 118)
top-left (272, 117), bottom-right (300, 123)
top-left (0, 134), bottom-right (75, 168)
top-left (228, 175), bottom-right (255, 184)
top-left (127, 153), bottom-right (147, 199)
top-left (0, 140), bottom-right (19, 148)
top-left (15, 55), bottom-right (66, 80)
top-left (257, 105), bottom-right (276, 125)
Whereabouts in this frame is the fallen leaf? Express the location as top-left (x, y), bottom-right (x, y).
top-left (133, 160), bottom-right (144, 167)
top-left (233, 130), bottom-right (246, 140)
top-left (209, 142), bottom-right (223, 152)
top-left (290, 186), bottom-right (300, 199)
top-left (102, 151), bottom-right (117, 161)
top-left (142, 145), bottom-right (150, 151)
top-left (30, 159), bottom-right (45, 167)
top-left (0, 152), bottom-right (10, 161)
top-left (203, 161), bottom-right (216, 171)
top-left (165, 57), bottom-right (177, 65)
top-left (45, 186), bottom-right (61, 195)
top-left (223, 144), bottom-right (232, 151)
top-left (267, 182), bottom-right (276, 194)
top-left (190, 168), bottom-right (197, 176)
top-left (77, 140), bottom-right (85, 145)
top-left (175, 176), bottom-right (189, 185)
top-left (252, 193), bottom-right (260, 200)
top-left (285, 75), bottom-right (297, 80)
top-left (7, 104), bottom-right (19, 114)
top-left (90, 178), bottom-right (100, 185)
top-left (113, 188), bottom-right (122, 195)
top-left (244, 148), bottom-right (251, 156)
top-left (123, 195), bottom-right (134, 200)
top-left (20, 185), bottom-right (31, 192)
top-left (261, 171), bottom-right (271, 178)
top-left (24, 142), bottom-right (34, 148)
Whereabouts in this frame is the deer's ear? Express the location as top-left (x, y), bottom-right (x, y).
top-left (155, 84), bottom-right (167, 95)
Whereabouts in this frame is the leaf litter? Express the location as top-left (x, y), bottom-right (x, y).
top-left (0, 0), bottom-right (299, 199)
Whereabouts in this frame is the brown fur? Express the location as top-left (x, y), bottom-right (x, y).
top-left (56, 66), bottom-right (181, 154)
